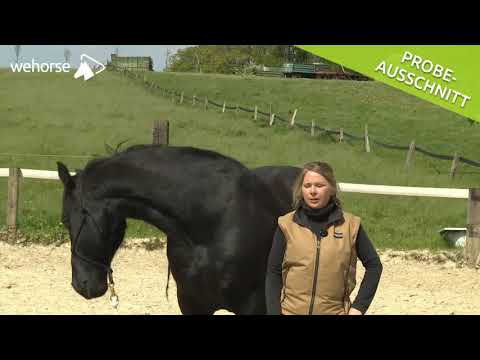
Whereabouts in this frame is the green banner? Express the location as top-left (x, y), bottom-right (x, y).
top-left (297, 45), bottom-right (479, 123)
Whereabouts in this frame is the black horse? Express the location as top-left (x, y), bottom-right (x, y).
top-left (58, 144), bottom-right (300, 314)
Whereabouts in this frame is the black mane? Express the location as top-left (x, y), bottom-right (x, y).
top-left (81, 144), bottom-right (248, 177)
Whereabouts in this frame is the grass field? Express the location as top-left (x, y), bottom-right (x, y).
top-left (144, 71), bottom-right (480, 161)
top-left (0, 68), bottom-right (478, 249)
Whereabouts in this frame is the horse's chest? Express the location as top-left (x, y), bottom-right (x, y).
top-left (168, 245), bottom-right (220, 289)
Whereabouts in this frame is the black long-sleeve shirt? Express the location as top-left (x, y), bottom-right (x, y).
top-left (265, 207), bottom-right (383, 315)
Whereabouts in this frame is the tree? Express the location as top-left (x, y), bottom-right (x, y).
top-left (165, 49), bottom-right (170, 71)
top-left (14, 45), bottom-right (21, 63)
top-left (64, 48), bottom-right (71, 64)
top-left (193, 48), bottom-right (201, 73)
top-left (166, 45), bottom-right (325, 75)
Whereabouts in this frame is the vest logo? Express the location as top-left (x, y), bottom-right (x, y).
top-left (74, 54), bottom-right (105, 81)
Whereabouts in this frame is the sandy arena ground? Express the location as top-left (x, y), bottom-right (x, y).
top-left (1, 240), bottom-right (479, 315)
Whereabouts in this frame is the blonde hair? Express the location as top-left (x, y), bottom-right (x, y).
top-left (292, 161), bottom-right (341, 209)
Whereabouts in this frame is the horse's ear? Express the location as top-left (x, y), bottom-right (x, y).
top-left (57, 162), bottom-right (75, 189)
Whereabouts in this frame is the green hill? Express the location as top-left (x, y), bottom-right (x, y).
top-left (0, 68), bottom-right (476, 249)
top-left (147, 71), bottom-right (480, 162)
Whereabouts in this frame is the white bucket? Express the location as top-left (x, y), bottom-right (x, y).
top-left (439, 228), bottom-right (466, 248)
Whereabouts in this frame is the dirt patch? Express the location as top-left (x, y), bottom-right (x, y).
top-left (355, 249), bottom-right (480, 315)
top-left (1, 242), bottom-right (479, 315)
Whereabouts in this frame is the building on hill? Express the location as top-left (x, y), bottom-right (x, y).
top-left (107, 54), bottom-right (154, 72)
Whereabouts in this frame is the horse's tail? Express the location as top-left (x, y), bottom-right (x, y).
top-left (165, 260), bottom-right (171, 301)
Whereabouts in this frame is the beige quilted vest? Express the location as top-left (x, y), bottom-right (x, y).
top-left (278, 211), bottom-right (361, 315)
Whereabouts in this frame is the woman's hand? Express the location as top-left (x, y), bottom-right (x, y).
top-left (348, 307), bottom-right (363, 315)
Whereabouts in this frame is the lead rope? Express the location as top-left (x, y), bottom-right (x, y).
top-left (108, 268), bottom-right (119, 310)
top-left (165, 262), bottom-right (171, 302)
top-left (164, 240), bottom-right (171, 302)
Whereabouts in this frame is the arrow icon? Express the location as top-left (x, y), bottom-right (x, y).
top-left (74, 54), bottom-right (106, 81)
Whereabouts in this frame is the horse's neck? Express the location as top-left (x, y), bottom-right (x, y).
top-left (91, 159), bottom-right (210, 234)
top-left (114, 199), bottom-right (183, 237)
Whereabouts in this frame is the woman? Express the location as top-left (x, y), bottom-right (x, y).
top-left (265, 161), bottom-right (383, 315)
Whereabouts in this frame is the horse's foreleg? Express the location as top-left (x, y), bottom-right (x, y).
top-left (176, 287), bottom-right (216, 315)
top-left (233, 287), bottom-right (267, 315)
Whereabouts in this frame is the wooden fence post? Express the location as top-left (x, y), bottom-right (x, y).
top-left (204, 97), bottom-right (208, 110)
top-left (222, 101), bottom-right (226, 113)
top-left (7, 168), bottom-right (21, 242)
top-left (450, 152), bottom-right (459, 179)
top-left (254, 105), bottom-right (258, 120)
top-left (152, 120), bottom-right (159, 145)
top-left (152, 120), bottom-right (169, 146)
top-left (466, 189), bottom-right (480, 268)
top-left (180, 92), bottom-right (184, 104)
top-left (405, 140), bottom-right (416, 172)
top-left (339, 128), bottom-right (344, 143)
top-left (290, 109), bottom-right (297, 127)
top-left (162, 120), bottom-right (170, 146)
top-left (311, 120), bottom-right (315, 137)
top-left (364, 124), bottom-right (371, 153)
top-left (269, 113), bottom-right (275, 126)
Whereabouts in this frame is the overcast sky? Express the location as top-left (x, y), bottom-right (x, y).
top-left (0, 45), bottom-right (192, 71)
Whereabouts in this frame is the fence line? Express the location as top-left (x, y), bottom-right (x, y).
top-left (0, 153), bottom-right (94, 159)
top-left (2, 166), bottom-right (479, 266)
top-left (110, 66), bottom-right (480, 171)
top-left (0, 167), bottom-right (469, 198)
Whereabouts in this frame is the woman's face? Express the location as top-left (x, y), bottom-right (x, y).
top-left (302, 170), bottom-right (333, 209)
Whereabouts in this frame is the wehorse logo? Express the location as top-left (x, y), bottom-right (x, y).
top-left (74, 54), bottom-right (105, 81)
top-left (10, 58), bottom-right (71, 73)
top-left (10, 53), bottom-right (106, 81)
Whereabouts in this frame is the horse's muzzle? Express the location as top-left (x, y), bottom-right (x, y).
top-left (72, 279), bottom-right (108, 299)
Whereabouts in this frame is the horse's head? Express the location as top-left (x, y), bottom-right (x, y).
top-left (57, 162), bottom-right (126, 300)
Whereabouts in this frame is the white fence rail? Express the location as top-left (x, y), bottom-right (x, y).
top-left (338, 183), bottom-right (468, 199)
top-left (0, 168), bottom-right (469, 199)
top-left (0, 168), bottom-right (76, 180)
